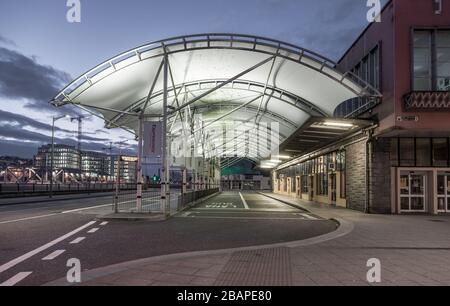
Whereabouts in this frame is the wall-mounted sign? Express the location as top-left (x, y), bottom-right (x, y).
top-left (397, 116), bottom-right (419, 122)
top-left (143, 122), bottom-right (162, 157)
top-left (121, 156), bottom-right (138, 162)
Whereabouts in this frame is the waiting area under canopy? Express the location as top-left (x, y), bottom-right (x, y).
top-left (51, 34), bottom-right (381, 168)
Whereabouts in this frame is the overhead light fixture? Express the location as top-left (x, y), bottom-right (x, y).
top-left (269, 159), bottom-right (282, 163)
top-left (272, 155), bottom-right (291, 160)
top-left (260, 165), bottom-right (273, 169)
top-left (323, 121), bottom-right (354, 128)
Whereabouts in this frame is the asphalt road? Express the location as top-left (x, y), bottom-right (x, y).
top-left (0, 191), bottom-right (337, 286)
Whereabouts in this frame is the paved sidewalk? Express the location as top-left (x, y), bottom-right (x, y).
top-left (47, 193), bottom-right (450, 286)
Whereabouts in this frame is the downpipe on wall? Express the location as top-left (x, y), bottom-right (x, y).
top-left (365, 129), bottom-right (374, 214)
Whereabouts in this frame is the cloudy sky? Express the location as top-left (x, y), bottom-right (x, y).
top-left (0, 0), bottom-right (388, 158)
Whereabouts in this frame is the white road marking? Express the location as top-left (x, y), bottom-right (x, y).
top-left (61, 204), bottom-right (112, 214)
top-left (0, 221), bottom-right (96, 273)
top-left (187, 215), bottom-right (317, 221)
top-left (0, 272), bottom-right (33, 286)
top-left (42, 249), bottom-right (65, 261)
top-left (239, 192), bottom-right (250, 210)
top-left (301, 213), bottom-right (318, 220)
top-left (87, 228), bottom-right (99, 233)
top-left (70, 237), bottom-right (86, 244)
top-left (100, 221), bottom-right (108, 226)
top-left (0, 213), bottom-right (59, 225)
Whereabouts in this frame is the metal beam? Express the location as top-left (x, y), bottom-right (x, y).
top-left (169, 55), bottom-right (276, 115)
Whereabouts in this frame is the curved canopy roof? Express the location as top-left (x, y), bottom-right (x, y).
top-left (51, 34), bottom-right (381, 162)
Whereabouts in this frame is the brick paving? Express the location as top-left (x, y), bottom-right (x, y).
top-left (65, 193), bottom-right (450, 286)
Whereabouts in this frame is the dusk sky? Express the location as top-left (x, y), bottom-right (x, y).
top-left (0, 0), bottom-right (388, 158)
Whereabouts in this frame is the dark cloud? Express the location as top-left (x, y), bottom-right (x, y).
top-left (0, 109), bottom-right (135, 158)
top-left (0, 34), bottom-right (16, 47)
top-left (0, 109), bottom-right (110, 142)
top-left (0, 46), bottom-right (75, 114)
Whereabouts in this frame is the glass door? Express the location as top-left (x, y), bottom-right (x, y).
top-left (400, 173), bottom-right (426, 212)
top-left (437, 174), bottom-right (450, 212)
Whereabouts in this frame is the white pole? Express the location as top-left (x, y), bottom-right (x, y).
top-left (136, 116), bottom-right (143, 212)
top-left (161, 54), bottom-right (168, 215)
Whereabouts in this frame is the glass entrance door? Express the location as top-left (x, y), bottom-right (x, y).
top-left (437, 174), bottom-right (450, 212)
top-left (400, 173), bottom-right (426, 212)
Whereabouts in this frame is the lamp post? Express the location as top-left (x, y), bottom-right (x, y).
top-left (50, 114), bottom-right (69, 198)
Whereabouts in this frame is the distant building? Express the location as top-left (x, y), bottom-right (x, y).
top-left (221, 174), bottom-right (271, 191)
top-left (81, 151), bottom-right (110, 179)
top-left (34, 144), bottom-right (137, 182)
top-left (34, 144), bottom-right (80, 173)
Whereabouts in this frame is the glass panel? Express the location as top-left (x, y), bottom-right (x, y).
top-left (437, 31), bottom-right (450, 47)
top-left (400, 175), bottom-right (409, 195)
top-left (437, 197), bottom-right (445, 211)
top-left (437, 77), bottom-right (450, 91)
top-left (414, 78), bottom-right (432, 91)
top-left (433, 138), bottom-right (449, 167)
top-left (447, 176), bottom-right (450, 195)
top-left (401, 197), bottom-right (410, 211)
top-left (340, 170), bottom-right (346, 199)
top-left (413, 30), bottom-right (432, 91)
top-left (416, 138), bottom-right (431, 167)
top-left (411, 197), bottom-right (424, 211)
top-left (414, 31), bottom-right (432, 47)
top-left (437, 175), bottom-right (445, 195)
top-left (399, 138), bottom-right (415, 166)
top-left (390, 138), bottom-right (398, 167)
top-left (410, 175), bottom-right (425, 195)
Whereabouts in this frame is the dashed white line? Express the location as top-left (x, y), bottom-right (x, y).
top-left (100, 221), bottom-right (108, 226)
top-left (70, 237), bottom-right (86, 244)
top-left (239, 192), bottom-right (250, 210)
top-left (0, 221), bottom-right (96, 273)
top-left (0, 272), bottom-right (33, 286)
top-left (42, 250), bottom-right (66, 261)
top-left (87, 228), bottom-right (99, 233)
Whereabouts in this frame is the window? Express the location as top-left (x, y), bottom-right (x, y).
top-left (436, 31), bottom-right (450, 91)
top-left (334, 45), bottom-right (380, 117)
top-left (413, 29), bottom-right (450, 91)
top-left (390, 138), bottom-right (399, 167)
top-left (399, 138), bottom-right (415, 167)
top-left (302, 176), bottom-right (309, 193)
top-left (390, 137), bottom-right (450, 167)
top-left (433, 138), bottom-right (449, 167)
top-left (317, 173), bottom-right (328, 196)
top-left (336, 150), bottom-right (346, 199)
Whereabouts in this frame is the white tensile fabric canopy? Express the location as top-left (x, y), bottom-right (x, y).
top-left (51, 34), bottom-right (380, 162)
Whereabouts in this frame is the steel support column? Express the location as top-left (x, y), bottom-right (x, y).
top-left (161, 54), bottom-right (169, 215)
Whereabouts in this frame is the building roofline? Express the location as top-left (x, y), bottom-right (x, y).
top-left (337, 0), bottom-right (393, 64)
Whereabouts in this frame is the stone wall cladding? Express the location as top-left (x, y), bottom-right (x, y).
top-left (345, 138), bottom-right (367, 212)
top-left (369, 138), bottom-right (392, 214)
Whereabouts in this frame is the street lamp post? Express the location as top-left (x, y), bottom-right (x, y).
top-left (50, 114), bottom-right (69, 198)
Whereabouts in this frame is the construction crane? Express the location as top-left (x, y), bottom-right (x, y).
top-left (70, 115), bottom-right (84, 152)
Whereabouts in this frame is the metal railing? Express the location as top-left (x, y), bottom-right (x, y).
top-left (0, 182), bottom-right (129, 198)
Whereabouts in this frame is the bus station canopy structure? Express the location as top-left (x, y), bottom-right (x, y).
top-left (51, 34), bottom-right (381, 167)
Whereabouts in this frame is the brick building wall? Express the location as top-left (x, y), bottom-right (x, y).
top-left (345, 139), bottom-right (367, 212)
top-left (368, 138), bottom-right (392, 214)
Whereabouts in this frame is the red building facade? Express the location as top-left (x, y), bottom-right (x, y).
top-left (274, 0), bottom-right (450, 214)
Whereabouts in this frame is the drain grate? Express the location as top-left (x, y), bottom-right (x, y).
top-left (214, 247), bottom-right (292, 286)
